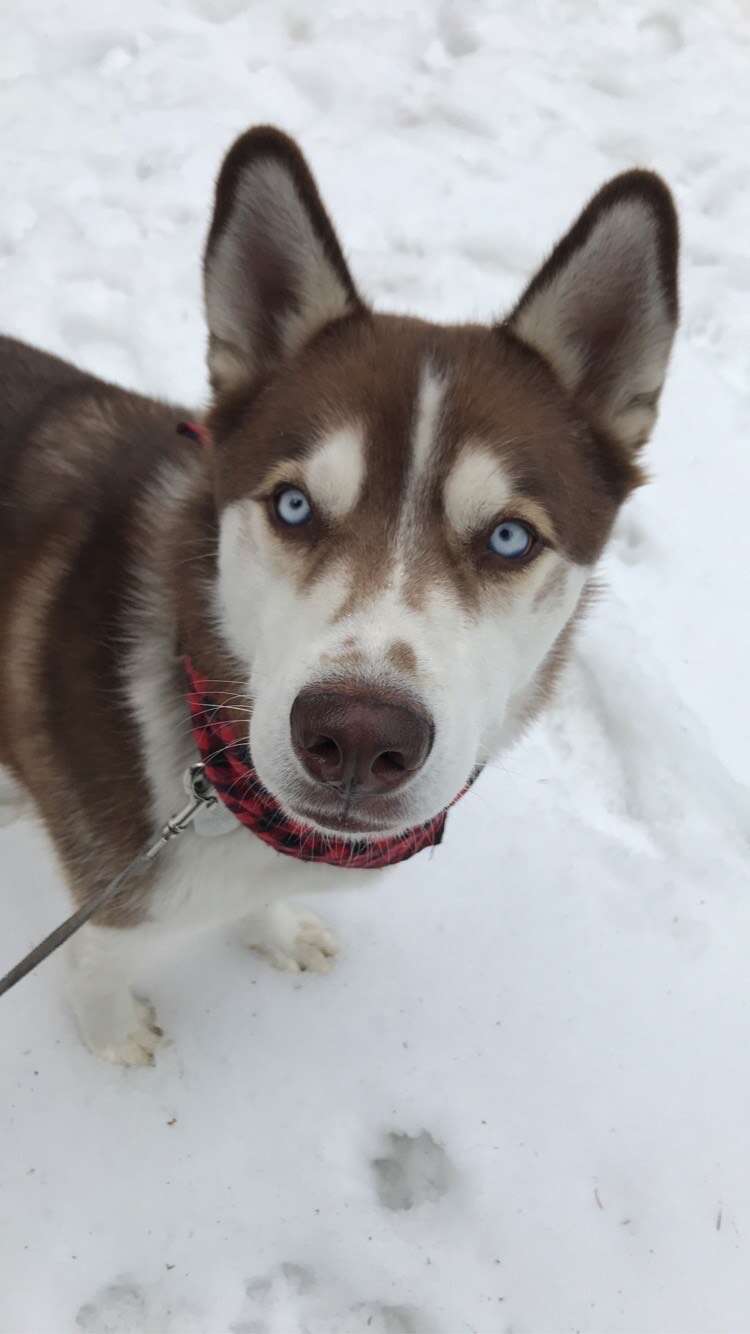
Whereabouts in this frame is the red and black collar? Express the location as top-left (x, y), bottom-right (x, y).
top-left (184, 658), bottom-right (476, 870)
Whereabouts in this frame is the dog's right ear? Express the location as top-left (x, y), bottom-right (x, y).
top-left (204, 126), bottom-right (362, 396)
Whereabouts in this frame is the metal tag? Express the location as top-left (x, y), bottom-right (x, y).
top-left (192, 798), bottom-right (239, 837)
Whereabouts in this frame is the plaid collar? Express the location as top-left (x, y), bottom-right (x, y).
top-left (184, 657), bottom-right (474, 870)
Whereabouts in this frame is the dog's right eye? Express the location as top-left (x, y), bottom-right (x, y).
top-left (274, 486), bottom-right (313, 527)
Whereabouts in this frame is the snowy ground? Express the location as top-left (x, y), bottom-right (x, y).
top-left (2, 1), bottom-right (750, 1331)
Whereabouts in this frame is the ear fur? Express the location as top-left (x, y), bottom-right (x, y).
top-left (507, 171), bottom-right (679, 450)
top-left (204, 126), bottom-right (362, 396)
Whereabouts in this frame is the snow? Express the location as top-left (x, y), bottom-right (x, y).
top-left (1, 1), bottom-right (749, 1330)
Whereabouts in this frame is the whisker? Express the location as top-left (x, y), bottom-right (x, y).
top-left (189, 693), bottom-right (254, 712)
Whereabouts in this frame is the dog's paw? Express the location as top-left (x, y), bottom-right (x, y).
top-left (74, 993), bottom-right (165, 1067)
top-left (241, 903), bottom-right (339, 975)
top-left (262, 913), bottom-right (339, 974)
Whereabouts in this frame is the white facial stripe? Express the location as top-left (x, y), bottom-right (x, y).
top-left (443, 445), bottom-right (514, 538)
top-left (395, 362), bottom-right (447, 550)
top-left (302, 424), bottom-right (365, 519)
top-left (411, 364), bottom-right (446, 482)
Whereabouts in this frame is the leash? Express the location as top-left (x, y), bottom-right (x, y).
top-left (0, 764), bottom-right (217, 1000)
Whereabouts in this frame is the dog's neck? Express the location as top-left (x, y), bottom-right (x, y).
top-left (162, 452), bottom-right (251, 738)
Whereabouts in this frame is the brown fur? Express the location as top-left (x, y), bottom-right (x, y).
top-left (387, 642), bottom-right (418, 676)
top-left (0, 338), bottom-right (209, 923)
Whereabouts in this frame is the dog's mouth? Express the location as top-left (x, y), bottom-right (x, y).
top-left (282, 779), bottom-right (420, 840)
top-left (287, 801), bottom-right (406, 841)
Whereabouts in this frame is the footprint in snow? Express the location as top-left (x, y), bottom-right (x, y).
top-left (372, 1129), bottom-right (455, 1211)
top-left (76, 1280), bottom-right (146, 1333)
top-left (233, 1273), bottom-right (429, 1333)
top-left (232, 1263), bottom-right (316, 1334)
top-left (75, 1277), bottom-right (207, 1333)
top-left (352, 1302), bottom-right (424, 1332)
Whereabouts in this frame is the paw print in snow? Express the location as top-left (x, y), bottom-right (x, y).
top-left (372, 1130), bottom-right (455, 1211)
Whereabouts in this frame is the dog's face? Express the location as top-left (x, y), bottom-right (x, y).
top-left (202, 128), bottom-right (678, 839)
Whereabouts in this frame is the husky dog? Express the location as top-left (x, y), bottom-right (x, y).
top-left (0, 127), bottom-right (678, 1062)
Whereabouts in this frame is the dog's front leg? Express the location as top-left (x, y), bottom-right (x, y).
top-left (232, 848), bottom-right (368, 976)
top-left (66, 921), bottom-right (165, 1066)
top-left (153, 833), bottom-right (344, 974)
top-left (234, 860), bottom-right (377, 974)
top-left (150, 830), bottom-right (341, 974)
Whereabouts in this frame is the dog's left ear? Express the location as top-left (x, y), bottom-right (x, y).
top-left (204, 126), bottom-right (362, 396)
top-left (507, 170), bottom-right (679, 450)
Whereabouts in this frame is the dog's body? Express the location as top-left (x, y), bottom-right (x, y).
top-left (0, 128), bottom-right (678, 1062)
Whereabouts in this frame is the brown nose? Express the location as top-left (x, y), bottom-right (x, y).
top-left (290, 688), bottom-right (433, 794)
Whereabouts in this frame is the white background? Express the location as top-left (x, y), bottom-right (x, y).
top-left (1, 2), bottom-right (749, 1331)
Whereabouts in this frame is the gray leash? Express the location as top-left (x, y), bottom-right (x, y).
top-left (0, 764), bottom-right (217, 999)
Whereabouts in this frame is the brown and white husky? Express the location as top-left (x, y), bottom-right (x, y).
top-left (0, 127), bottom-right (678, 1063)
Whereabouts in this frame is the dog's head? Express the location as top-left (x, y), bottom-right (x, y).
top-left (201, 127), bottom-right (678, 840)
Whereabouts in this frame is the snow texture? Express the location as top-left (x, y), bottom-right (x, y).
top-left (1, 1), bottom-right (749, 1331)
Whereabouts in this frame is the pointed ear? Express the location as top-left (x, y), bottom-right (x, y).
top-left (507, 171), bottom-right (679, 450)
top-left (203, 126), bottom-right (362, 395)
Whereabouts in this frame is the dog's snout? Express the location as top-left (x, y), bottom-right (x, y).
top-left (290, 688), bottom-right (433, 794)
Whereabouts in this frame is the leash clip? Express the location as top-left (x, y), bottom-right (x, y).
top-left (144, 764), bottom-right (219, 859)
top-left (185, 762), bottom-right (217, 806)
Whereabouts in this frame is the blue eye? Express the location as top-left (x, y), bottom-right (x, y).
top-left (275, 487), bottom-right (312, 526)
top-left (488, 519), bottom-right (535, 560)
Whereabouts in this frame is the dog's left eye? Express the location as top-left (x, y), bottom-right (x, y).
top-left (488, 519), bottom-right (535, 560)
top-left (274, 486), bottom-right (313, 526)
